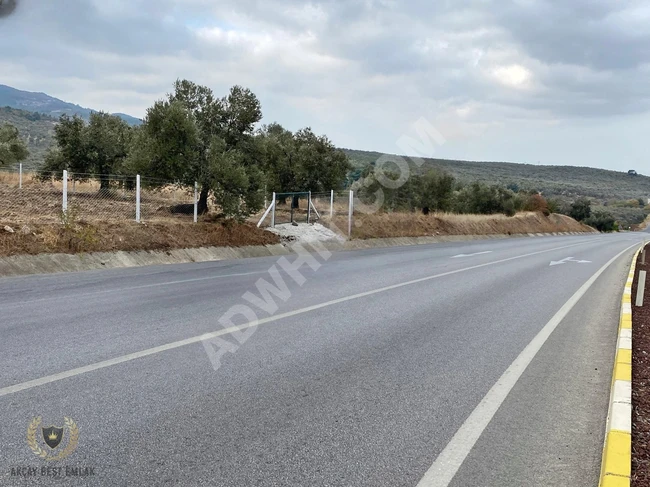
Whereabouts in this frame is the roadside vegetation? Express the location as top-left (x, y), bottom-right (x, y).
top-left (0, 78), bottom-right (633, 258)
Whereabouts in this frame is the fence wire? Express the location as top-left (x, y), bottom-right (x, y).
top-left (255, 190), bottom-right (354, 234)
top-left (0, 168), bottom-right (197, 225)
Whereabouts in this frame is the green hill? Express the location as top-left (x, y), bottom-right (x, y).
top-left (0, 107), bottom-right (57, 170)
top-left (343, 149), bottom-right (650, 203)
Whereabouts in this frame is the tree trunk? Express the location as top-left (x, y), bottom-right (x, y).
top-left (197, 186), bottom-right (210, 214)
top-left (99, 174), bottom-right (110, 191)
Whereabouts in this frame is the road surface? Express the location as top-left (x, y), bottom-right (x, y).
top-left (0, 233), bottom-right (644, 486)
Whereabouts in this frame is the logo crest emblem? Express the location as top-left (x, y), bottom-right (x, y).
top-left (42, 426), bottom-right (64, 449)
top-left (27, 417), bottom-right (79, 461)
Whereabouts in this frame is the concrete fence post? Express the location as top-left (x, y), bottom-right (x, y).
top-left (348, 190), bottom-right (354, 237)
top-left (19, 163), bottom-right (22, 189)
top-left (62, 170), bottom-right (68, 214)
top-left (308, 191), bottom-right (312, 224)
top-left (271, 192), bottom-right (276, 227)
top-left (136, 174), bottom-right (141, 223)
top-left (193, 181), bottom-right (198, 223)
top-left (330, 190), bottom-right (334, 219)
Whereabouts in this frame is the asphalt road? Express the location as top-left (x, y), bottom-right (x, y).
top-left (0, 233), bottom-right (645, 486)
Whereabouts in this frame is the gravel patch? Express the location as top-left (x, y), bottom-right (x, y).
top-left (266, 223), bottom-right (345, 244)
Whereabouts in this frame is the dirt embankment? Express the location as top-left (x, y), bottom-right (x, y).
top-left (0, 211), bottom-right (595, 257)
top-left (0, 220), bottom-right (280, 257)
top-left (329, 211), bottom-right (595, 239)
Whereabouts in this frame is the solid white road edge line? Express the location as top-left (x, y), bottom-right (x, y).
top-left (0, 238), bottom-right (607, 398)
top-left (416, 242), bottom-right (640, 487)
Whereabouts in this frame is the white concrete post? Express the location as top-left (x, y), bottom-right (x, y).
top-left (636, 270), bottom-right (647, 307)
top-left (348, 190), bottom-right (354, 237)
top-left (308, 191), bottom-right (312, 224)
top-left (136, 175), bottom-right (141, 223)
top-left (194, 181), bottom-right (198, 223)
top-left (19, 163), bottom-right (22, 189)
top-left (271, 192), bottom-right (276, 227)
top-left (62, 170), bottom-right (68, 213)
top-left (330, 190), bottom-right (334, 219)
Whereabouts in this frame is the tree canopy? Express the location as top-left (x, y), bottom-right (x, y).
top-left (119, 79), bottom-right (350, 218)
top-left (0, 123), bottom-right (29, 167)
top-left (40, 112), bottom-right (132, 188)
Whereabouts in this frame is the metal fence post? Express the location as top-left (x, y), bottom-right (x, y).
top-left (19, 163), bottom-right (22, 189)
top-left (136, 174), bottom-right (141, 223)
top-left (271, 192), bottom-right (276, 227)
top-left (308, 191), bottom-right (312, 224)
top-left (62, 170), bottom-right (68, 214)
top-left (194, 181), bottom-right (198, 223)
top-left (330, 190), bottom-right (334, 219)
top-left (348, 190), bottom-right (353, 237)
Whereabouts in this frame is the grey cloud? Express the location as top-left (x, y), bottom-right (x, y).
top-left (494, 0), bottom-right (650, 70)
top-left (2, 0), bottom-right (650, 135)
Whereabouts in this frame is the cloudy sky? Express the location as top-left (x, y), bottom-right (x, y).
top-left (2, 0), bottom-right (650, 173)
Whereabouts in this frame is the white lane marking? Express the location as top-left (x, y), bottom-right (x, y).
top-left (549, 257), bottom-right (592, 266)
top-left (0, 270), bottom-right (268, 308)
top-left (0, 238), bottom-right (605, 398)
top-left (416, 242), bottom-right (640, 487)
top-left (450, 251), bottom-right (493, 259)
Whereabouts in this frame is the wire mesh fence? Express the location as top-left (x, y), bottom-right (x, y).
top-left (256, 190), bottom-right (355, 236)
top-left (271, 192), bottom-right (311, 226)
top-left (0, 167), bottom-right (198, 225)
top-left (140, 178), bottom-right (196, 222)
top-left (0, 167), bottom-right (64, 224)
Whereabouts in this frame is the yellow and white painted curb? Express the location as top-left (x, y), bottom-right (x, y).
top-left (599, 246), bottom-right (642, 487)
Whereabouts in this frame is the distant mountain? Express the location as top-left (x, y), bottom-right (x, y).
top-left (0, 84), bottom-right (141, 126)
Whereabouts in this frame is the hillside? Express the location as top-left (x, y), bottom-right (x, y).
top-left (0, 84), bottom-right (141, 126)
top-left (343, 149), bottom-right (650, 203)
top-left (0, 107), bottom-right (57, 169)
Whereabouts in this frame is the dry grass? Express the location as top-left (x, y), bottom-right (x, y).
top-left (0, 220), bottom-right (280, 257)
top-left (326, 211), bottom-right (595, 239)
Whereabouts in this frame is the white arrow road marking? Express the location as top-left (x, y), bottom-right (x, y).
top-left (451, 251), bottom-right (493, 259)
top-left (549, 256), bottom-right (593, 266)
